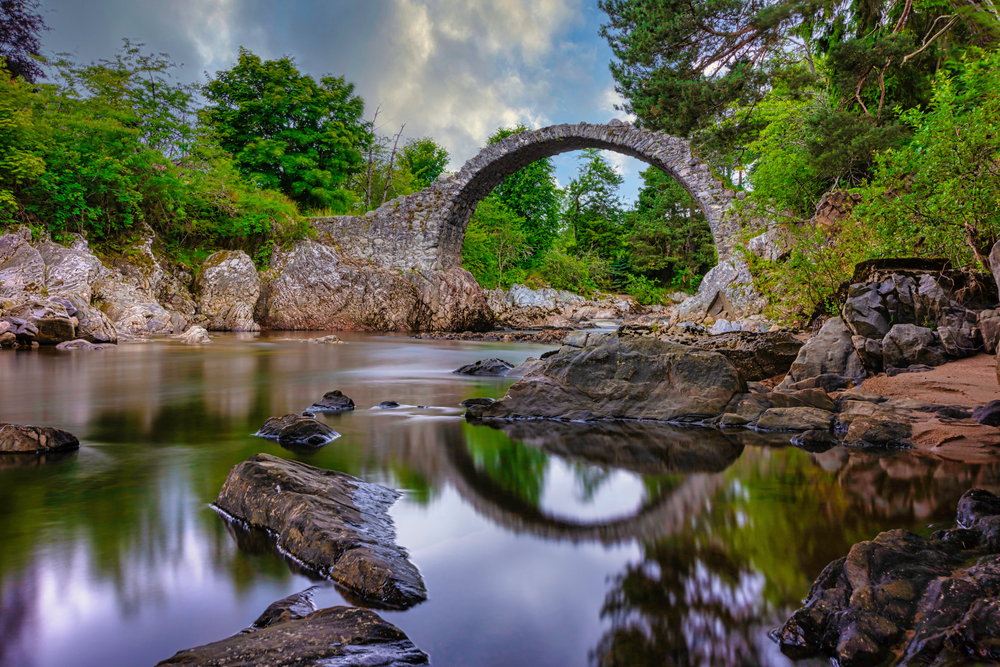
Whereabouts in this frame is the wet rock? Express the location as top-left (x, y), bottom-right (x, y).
top-left (505, 356), bottom-right (546, 378)
top-left (55, 339), bottom-right (110, 350)
top-left (476, 334), bottom-right (746, 422)
top-left (791, 429), bottom-right (840, 452)
top-left (0, 331), bottom-right (14, 347)
top-left (756, 407), bottom-right (835, 432)
top-left (774, 488), bottom-right (1000, 666)
top-left (453, 358), bottom-right (514, 376)
top-left (155, 604), bottom-right (427, 667)
top-left (768, 388), bottom-right (837, 412)
top-left (176, 326), bottom-right (212, 345)
top-left (307, 390), bottom-right (355, 412)
top-left (973, 401), bottom-right (1000, 427)
top-left (843, 417), bottom-right (913, 448)
top-left (377, 401), bottom-right (401, 409)
top-left (882, 324), bottom-right (947, 368)
top-left (680, 331), bottom-right (804, 382)
top-left (0, 423), bottom-right (80, 454)
top-left (196, 250), bottom-right (261, 332)
top-left (722, 393), bottom-right (773, 427)
top-left (778, 317), bottom-right (864, 390)
top-left (460, 397), bottom-right (495, 407)
top-left (255, 415), bottom-right (339, 447)
top-left (304, 334), bottom-right (343, 344)
top-left (4, 299), bottom-right (75, 345)
top-left (247, 588), bottom-right (318, 631)
top-left (213, 453), bottom-right (427, 609)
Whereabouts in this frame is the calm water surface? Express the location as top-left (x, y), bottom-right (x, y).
top-left (1, 333), bottom-right (998, 667)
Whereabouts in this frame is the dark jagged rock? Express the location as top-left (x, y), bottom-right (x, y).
top-left (377, 401), bottom-right (401, 409)
top-left (474, 334), bottom-right (746, 422)
top-left (772, 488), bottom-right (1000, 667)
top-left (882, 324), bottom-right (948, 369)
top-left (452, 358), bottom-right (515, 376)
top-left (247, 589), bottom-right (318, 631)
top-left (214, 454), bottom-right (427, 609)
top-left (254, 415), bottom-right (339, 448)
top-left (460, 397), bottom-right (495, 407)
top-left (973, 401), bottom-right (1000, 427)
top-left (155, 603), bottom-right (427, 666)
top-left (0, 423), bottom-right (80, 454)
top-left (791, 429), bottom-right (840, 452)
top-left (307, 390), bottom-right (355, 412)
top-left (843, 417), bottom-right (913, 448)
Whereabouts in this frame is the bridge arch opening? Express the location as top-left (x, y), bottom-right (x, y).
top-left (437, 123), bottom-right (737, 272)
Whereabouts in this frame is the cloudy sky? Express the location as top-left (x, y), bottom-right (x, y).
top-left (35, 0), bottom-right (645, 200)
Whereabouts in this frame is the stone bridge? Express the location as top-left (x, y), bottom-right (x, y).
top-left (313, 121), bottom-right (742, 274)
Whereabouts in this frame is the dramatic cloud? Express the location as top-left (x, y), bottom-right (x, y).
top-left (38, 0), bottom-right (645, 196)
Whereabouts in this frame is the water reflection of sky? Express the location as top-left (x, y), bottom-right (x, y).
top-left (1, 333), bottom-right (998, 667)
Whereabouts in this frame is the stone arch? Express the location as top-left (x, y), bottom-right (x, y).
top-left (312, 122), bottom-right (739, 274)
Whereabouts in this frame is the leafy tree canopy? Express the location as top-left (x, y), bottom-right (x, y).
top-left (485, 125), bottom-right (561, 264)
top-left (0, 0), bottom-right (48, 83)
top-left (564, 148), bottom-right (626, 259)
top-left (201, 47), bottom-right (370, 212)
top-left (400, 136), bottom-right (449, 189)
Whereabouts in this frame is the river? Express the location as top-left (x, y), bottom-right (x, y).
top-left (1, 333), bottom-right (997, 667)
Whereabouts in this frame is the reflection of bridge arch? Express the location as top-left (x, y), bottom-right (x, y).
top-left (314, 123), bottom-right (738, 273)
top-left (440, 437), bottom-right (728, 546)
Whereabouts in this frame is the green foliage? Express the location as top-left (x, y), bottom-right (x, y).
top-left (854, 50), bottom-right (1000, 270)
top-left (623, 273), bottom-right (666, 305)
top-left (1, 44), bottom-right (306, 266)
top-left (536, 246), bottom-right (609, 297)
top-left (400, 137), bottom-right (449, 189)
top-left (461, 198), bottom-right (532, 289)
top-left (485, 126), bottom-right (561, 265)
top-left (201, 47), bottom-right (369, 212)
top-left (626, 167), bottom-right (715, 288)
top-left (564, 148), bottom-right (626, 259)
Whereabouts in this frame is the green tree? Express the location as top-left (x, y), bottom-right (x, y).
top-left (461, 198), bottom-right (532, 289)
top-left (485, 125), bottom-right (561, 265)
top-left (0, 69), bottom-right (44, 215)
top-left (400, 136), bottom-right (449, 189)
top-left (564, 148), bottom-right (625, 259)
top-left (201, 47), bottom-right (369, 212)
top-left (627, 167), bottom-right (715, 288)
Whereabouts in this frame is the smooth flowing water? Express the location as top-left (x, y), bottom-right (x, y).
top-left (1, 333), bottom-right (998, 667)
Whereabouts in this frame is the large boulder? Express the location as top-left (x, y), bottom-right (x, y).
top-left (36, 236), bottom-right (106, 302)
top-left (756, 407), bottom-right (835, 432)
top-left (307, 390), bottom-right (355, 412)
top-left (257, 240), bottom-right (492, 332)
top-left (196, 250), bottom-right (261, 332)
top-left (213, 453), bottom-right (427, 609)
top-left (682, 330), bottom-right (803, 381)
top-left (53, 295), bottom-right (117, 344)
top-left (674, 257), bottom-right (767, 321)
top-left (176, 326), bottom-right (212, 345)
top-left (778, 317), bottom-right (864, 389)
top-left (0, 423), bottom-right (80, 453)
top-left (881, 324), bottom-right (947, 369)
top-left (0, 230), bottom-right (45, 299)
top-left (155, 602), bottom-right (427, 667)
top-left (0, 316), bottom-right (37, 344)
top-left (4, 299), bottom-right (75, 345)
top-left (473, 334), bottom-right (746, 422)
top-left (771, 488), bottom-right (1000, 667)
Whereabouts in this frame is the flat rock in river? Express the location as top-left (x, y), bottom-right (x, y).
top-left (474, 334), bottom-right (746, 422)
top-left (213, 454), bottom-right (426, 609)
top-left (0, 423), bottom-right (80, 454)
top-left (453, 358), bottom-right (514, 376)
top-left (155, 604), bottom-right (427, 667)
top-left (254, 414), bottom-right (339, 448)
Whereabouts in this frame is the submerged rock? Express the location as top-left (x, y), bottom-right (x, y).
top-left (176, 326), bottom-right (212, 345)
top-left (307, 390), bottom-right (355, 412)
top-left (452, 358), bottom-right (514, 376)
top-left (55, 339), bottom-right (111, 350)
top-left (771, 488), bottom-right (1000, 667)
top-left (213, 454), bottom-right (426, 609)
top-left (155, 603), bottom-right (427, 667)
top-left (377, 401), bottom-right (402, 409)
top-left (255, 414), bottom-right (339, 447)
top-left (0, 423), bottom-right (80, 454)
top-left (460, 397), bottom-right (496, 407)
top-left (473, 334), bottom-right (746, 422)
